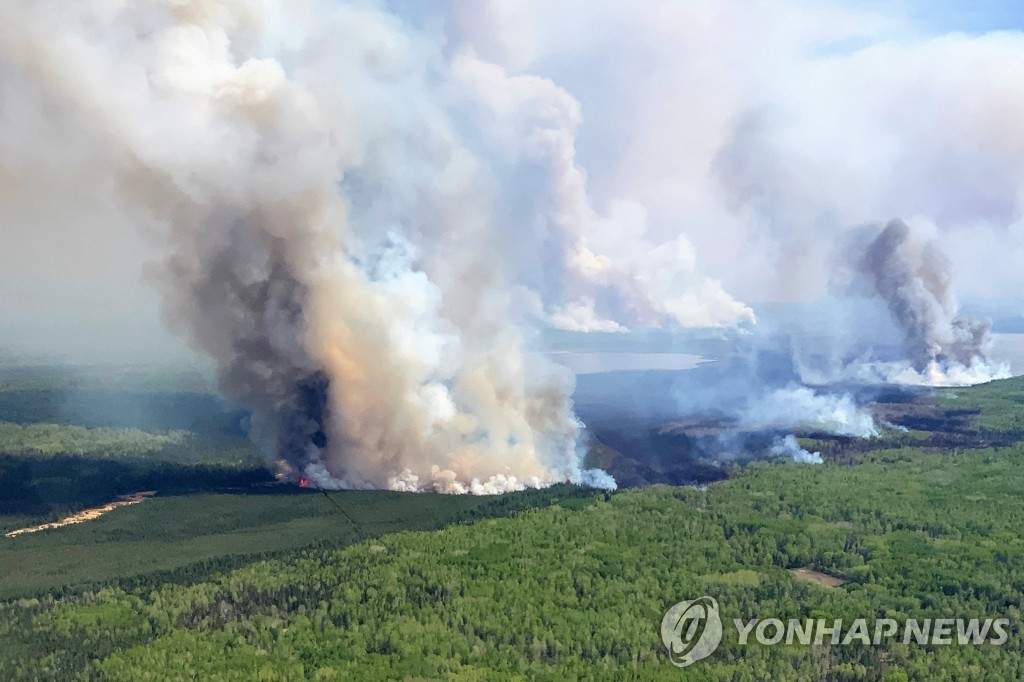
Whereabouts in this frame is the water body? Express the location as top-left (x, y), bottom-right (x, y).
top-left (546, 351), bottom-right (711, 375)
top-left (551, 334), bottom-right (1024, 379)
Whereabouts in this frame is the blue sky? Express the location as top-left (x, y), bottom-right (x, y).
top-left (873, 0), bottom-right (1024, 34)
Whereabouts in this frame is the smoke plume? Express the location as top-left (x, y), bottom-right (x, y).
top-left (770, 435), bottom-right (823, 465)
top-left (4, 1), bottom-right (1023, 492)
top-left (741, 386), bottom-right (877, 438)
top-left (0, 0), bottom-right (679, 492)
top-left (846, 219), bottom-right (1008, 386)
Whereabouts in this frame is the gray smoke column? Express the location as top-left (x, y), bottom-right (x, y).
top-left (0, 0), bottom-right (631, 493)
top-left (852, 219), bottom-right (1006, 385)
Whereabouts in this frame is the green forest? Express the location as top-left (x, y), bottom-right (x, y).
top-left (1, 370), bottom-right (1023, 679)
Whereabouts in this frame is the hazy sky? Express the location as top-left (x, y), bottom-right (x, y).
top-left (2, 0), bottom-right (1023, 364)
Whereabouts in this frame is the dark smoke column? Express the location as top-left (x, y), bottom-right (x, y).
top-left (159, 211), bottom-right (343, 484)
top-left (857, 218), bottom-right (995, 376)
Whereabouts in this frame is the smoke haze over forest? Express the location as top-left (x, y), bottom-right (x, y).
top-left (2, 0), bottom-right (1023, 491)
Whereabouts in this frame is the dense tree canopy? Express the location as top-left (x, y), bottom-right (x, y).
top-left (3, 444), bottom-right (1023, 680)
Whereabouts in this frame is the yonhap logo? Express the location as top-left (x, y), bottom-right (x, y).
top-left (660, 596), bottom-right (724, 667)
top-left (660, 596), bottom-right (1010, 669)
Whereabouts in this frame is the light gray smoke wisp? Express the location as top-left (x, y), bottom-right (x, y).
top-left (849, 219), bottom-right (1008, 385)
top-left (770, 435), bottom-right (823, 465)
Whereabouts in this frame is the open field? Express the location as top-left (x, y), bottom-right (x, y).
top-left (789, 567), bottom-right (846, 588)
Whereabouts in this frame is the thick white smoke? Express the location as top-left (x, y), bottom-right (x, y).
top-left (449, 52), bottom-right (755, 330)
top-left (741, 386), bottom-right (878, 438)
top-left (447, 1), bottom-right (1024, 308)
top-left (770, 434), bottom-right (823, 465)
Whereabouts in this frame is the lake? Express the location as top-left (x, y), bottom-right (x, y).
top-left (545, 351), bottom-right (710, 374)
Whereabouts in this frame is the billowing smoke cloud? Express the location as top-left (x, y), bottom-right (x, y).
top-left (441, 0), bottom-right (1024, 398)
top-left (450, 53), bottom-right (755, 330)
top-left (1, 0), bottom-right (675, 492)
top-left (446, 1), bottom-right (1024, 309)
top-left (5, 1), bottom-right (1024, 492)
top-left (860, 219), bottom-right (982, 369)
top-left (841, 219), bottom-right (1009, 386)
